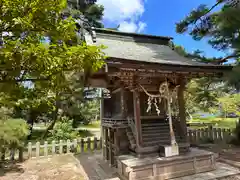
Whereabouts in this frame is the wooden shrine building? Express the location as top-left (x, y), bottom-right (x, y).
top-left (84, 28), bottom-right (232, 180)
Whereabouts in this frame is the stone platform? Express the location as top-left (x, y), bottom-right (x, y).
top-left (117, 148), bottom-right (216, 180)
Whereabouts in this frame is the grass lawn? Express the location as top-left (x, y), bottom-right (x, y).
top-left (189, 117), bottom-right (238, 129)
top-left (79, 120), bottom-right (100, 129)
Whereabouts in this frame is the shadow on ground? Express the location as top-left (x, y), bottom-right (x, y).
top-left (74, 151), bottom-right (120, 180)
top-left (0, 161), bottom-right (24, 177)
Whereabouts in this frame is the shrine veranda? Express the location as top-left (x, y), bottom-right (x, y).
top-left (84, 28), bottom-right (231, 180)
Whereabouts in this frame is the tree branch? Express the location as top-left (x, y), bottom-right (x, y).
top-left (211, 54), bottom-right (240, 64)
top-left (0, 77), bottom-right (51, 83)
top-left (194, 1), bottom-right (224, 24)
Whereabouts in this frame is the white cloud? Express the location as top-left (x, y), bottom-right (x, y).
top-left (118, 21), bottom-right (147, 33)
top-left (97, 0), bottom-right (147, 33)
top-left (137, 22), bottom-right (147, 33)
top-left (118, 21), bottom-right (137, 32)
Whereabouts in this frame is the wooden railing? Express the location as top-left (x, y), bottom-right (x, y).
top-left (102, 118), bottom-right (128, 128)
top-left (127, 117), bottom-right (136, 137)
top-left (188, 127), bottom-right (233, 144)
top-left (0, 137), bottom-right (102, 162)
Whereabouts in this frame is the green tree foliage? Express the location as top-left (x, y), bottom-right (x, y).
top-left (48, 116), bottom-right (78, 141)
top-left (0, 0), bottom-right (105, 87)
top-left (218, 93), bottom-right (240, 117)
top-left (185, 77), bottom-right (229, 116)
top-left (174, 45), bottom-right (235, 118)
top-left (0, 107), bottom-right (29, 151)
top-left (174, 45), bottom-right (220, 63)
top-left (176, 0), bottom-right (240, 57)
top-left (67, 0), bottom-right (104, 27)
top-left (60, 74), bottom-right (100, 127)
top-left (176, 0), bottom-right (240, 89)
top-left (0, 0), bottom-right (105, 140)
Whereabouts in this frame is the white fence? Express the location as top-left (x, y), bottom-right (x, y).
top-left (1, 137), bottom-right (102, 161)
top-left (0, 127), bottom-right (235, 162)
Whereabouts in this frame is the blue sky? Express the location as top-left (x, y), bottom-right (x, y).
top-left (98, 0), bottom-right (227, 59)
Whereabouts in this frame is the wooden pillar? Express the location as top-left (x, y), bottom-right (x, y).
top-left (105, 128), bottom-right (109, 161)
top-left (100, 89), bottom-right (104, 158)
top-left (177, 77), bottom-right (188, 142)
top-left (109, 129), bottom-right (114, 166)
top-left (133, 90), bottom-right (142, 146)
top-left (114, 129), bottom-right (120, 167)
top-left (114, 129), bottom-right (120, 155)
top-left (102, 127), bottom-right (106, 160)
top-left (120, 87), bottom-right (126, 118)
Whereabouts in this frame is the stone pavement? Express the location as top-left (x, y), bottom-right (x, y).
top-left (173, 162), bottom-right (240, 180)
top-left (75, 151), bottom-right (120, 180)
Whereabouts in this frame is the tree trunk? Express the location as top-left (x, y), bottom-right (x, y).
top-left (42, 95), bottom-right (59, 139)
top-left (27, 109), bottom-right (38, 140)
top-left (42, 117), bottom-right (57, 139)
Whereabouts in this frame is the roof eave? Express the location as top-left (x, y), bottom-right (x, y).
top-left (105, 57), bottom-right (233, 73)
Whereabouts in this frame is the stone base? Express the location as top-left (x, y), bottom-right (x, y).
top-left (134, 143), bottom-right (190, 158)
top-left (117, 148), bottom-right (216, 180)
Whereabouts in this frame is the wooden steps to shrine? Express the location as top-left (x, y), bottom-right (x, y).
top-left (126, 119), bottom-right (190, 156)
top-left (141, 120), bottom-right (180, 146)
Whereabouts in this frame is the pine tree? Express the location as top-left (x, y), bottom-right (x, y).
top-left (176, 0), bottom-right (240, 90)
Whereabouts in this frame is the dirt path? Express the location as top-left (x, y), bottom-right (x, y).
top-left (0, 151), bottom-right (119, 180)
top-left (0, 155), bottom-right (84, 180)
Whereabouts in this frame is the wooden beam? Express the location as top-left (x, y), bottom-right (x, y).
top-left (106, 58), bottom-right (232, 74)
top-left (106, 67), bottom-right (222, 79)
top-left (112, 88), bottom-right (121, 94)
